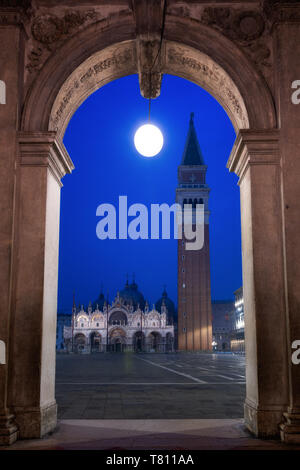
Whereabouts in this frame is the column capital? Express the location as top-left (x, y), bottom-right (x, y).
top-left (227, 129), bottom-right (280, 182)
top-left (18, 131), bottom-right (74, 185)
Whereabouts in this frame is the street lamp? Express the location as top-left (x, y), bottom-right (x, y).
top-left (134, 123), bottom-right (163, 157)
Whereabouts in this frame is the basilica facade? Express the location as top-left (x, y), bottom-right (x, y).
top-left (64, 280), bottom-right (175, 353)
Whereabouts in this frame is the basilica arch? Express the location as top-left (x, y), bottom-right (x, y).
top-left (109, 310), bottom-right (128, 326)
top-left (133, 331), bottom-right (146, 353)
top-left (74, 333), bottom-right (87, 354)
top-left (1, 1), bottom-right (300, 445)
top-left (109, 327), bottom-right (127, 353)
top-left (148, 332), bottom-right (162, 353)
top-left (90, 331), bottom-right (102, 353)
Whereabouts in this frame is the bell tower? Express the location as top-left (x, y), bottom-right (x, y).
top-left (176, 113), bottom-right (212, 351)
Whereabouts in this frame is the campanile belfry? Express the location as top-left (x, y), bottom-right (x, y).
top-left (176, 113), bottom-right (212, 351)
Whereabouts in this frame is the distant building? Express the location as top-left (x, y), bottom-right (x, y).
top-left (63, 279), bottom-right (175, 353)
top-left (230, 287), bottom-right (245, 352)
top-left (56, 313), bottom-right (71, 350)
top-left (212, 300), bottom-right (235, 351)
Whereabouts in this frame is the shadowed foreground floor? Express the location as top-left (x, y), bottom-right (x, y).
top-left (3, 354), bottom-right (296, 450)
top-left (2, 419), bottom-right (300, 450)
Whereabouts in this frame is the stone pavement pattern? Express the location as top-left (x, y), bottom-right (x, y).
top-left (55, 352), bottom-right (245, 419)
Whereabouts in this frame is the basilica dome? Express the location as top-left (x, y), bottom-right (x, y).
top-left (155, 287), bottom-right (176, 322)
top-left (92, 291), bottom-right (105, 311)
top-left (119, 279), bottom-right (146, 309)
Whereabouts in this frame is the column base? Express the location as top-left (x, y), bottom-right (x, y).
top-left (0, 412), bottom-right (18, 445)
top-left (14, 401), bottom-right (57, 439)
top-left (280, 411), bottom-right (300, 444)
top-left (244, 399), bottom-right (284, 438)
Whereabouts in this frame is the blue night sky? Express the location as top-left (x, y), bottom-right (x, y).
top-left (58, 74), bottom-right (242, 313)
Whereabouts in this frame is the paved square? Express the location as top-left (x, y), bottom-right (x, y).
top-left (55, 352), bottom-right (245, 419)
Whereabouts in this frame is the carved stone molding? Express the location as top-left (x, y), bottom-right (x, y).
top-left (0, 0), bottom-right (31, 10)
top-left (263, 0), bottom-right (300, 20)
top-left (24, 7), bottom-right (133, 86)
top-left (200, 6), bottom-right (273, 82)
top-left (49, 37), bottom-right (250, 136)
top-left (135, 38), bottom-right (163, 99)
top-left (18, 131), bottom-right (74, 185)
top-left (201, 7), bottom-right (266, 42)
top-left (26, 9), bottom-right (97, 73)
top-left (31, 10), bottom-right (96, 45)
top-left (227, 129), bottom-right (280, 182)
top-left (0, 0), bottom-right (30, 5)
top-left (132, 0), bottom-right (165, 99)
top-left (271, 4), bottom-right (300, 23)
top-left (165, 42), bottom-right (249, 131)
top-left (49, 41), bottom-right (136, 136)
top-left (243, 40), bottom-right (271, 69)
top-left (0, 9), bottom-right (21, 24)
top-left (0, 0), bottom-right (31, 24)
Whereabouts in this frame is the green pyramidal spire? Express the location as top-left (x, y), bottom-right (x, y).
top-left (181, 112), bottom-right (205, 165)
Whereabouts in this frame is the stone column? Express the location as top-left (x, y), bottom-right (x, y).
top-left (8, 132), bottom-right (73, 439)
top-left (0, 16), bottom-right (24, 445)
top-left (273, 16), bottom-right (300, 444)
top-left (227, 130), bottom-right (289, 438)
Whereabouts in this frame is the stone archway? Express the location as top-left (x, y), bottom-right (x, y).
top-left (1, 1), bottom-right (299, 446)
top-left (90, 331), bottom-right (102, 353)
top-left (74, 333), bottom-right (87, 354)
top-left (109, 311), bottom-right (128, 326)
top-left (166, 333), bottom-right (174, 353)
top-left (109, 327), bottom-right (127, 353)
top-left (148, 332), bottom-right (162, 353)
top-left (133, 331), bottom-right (145, 352)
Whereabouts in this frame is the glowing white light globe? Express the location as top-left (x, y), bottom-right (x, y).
top-left (134, 124), bottom-right (163, 157)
